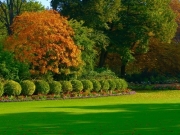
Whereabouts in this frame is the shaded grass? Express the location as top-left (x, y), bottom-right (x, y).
top-left (0, 90), bottom-right (180, 135)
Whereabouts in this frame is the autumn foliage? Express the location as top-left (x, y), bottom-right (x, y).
top-left (5, 10), bottom-right (81, 74)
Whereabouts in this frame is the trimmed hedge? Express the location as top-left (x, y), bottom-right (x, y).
top-left (34, 80), bottom-right (50, 95)
top-left (20, 80), bottom-right (36, 96)
top-left (0, 82), bottom-right (4, 96)
top-left (4, 80), bottom-right (22, 96)
top-left (61, 81), bottom-right (73, 92)
top-left (91, 79), bottom-right (101, 92)
top-left (81, 80), bottom-right (93, 91)
top-left (71, 80), bottom-right (83, 92)
top-left (100, 80), bottom-right (109, 91)
top-left (114, 79), bottom-right (128, 90)
top-left (120, 79), bottom-right (128, 90)
top-left (108, 79), bottom-right (116, 91)
top-left (49, 81), bottom-right (62, 95)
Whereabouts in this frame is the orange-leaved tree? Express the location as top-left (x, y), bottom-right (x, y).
top-left (5, 10), bottom-right (81, 74)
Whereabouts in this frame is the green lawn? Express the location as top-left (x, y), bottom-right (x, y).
top-left (0, 90), bottom-right (180, 135)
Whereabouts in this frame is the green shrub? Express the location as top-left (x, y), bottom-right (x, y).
top-left (34, 80), bottom-right (50, 95)
top-left (71, 80), bottom-right (83, 92)
top-left (4, 80), bottom-right (22, 96)
top-left (80, 68), bottom-right (118, 80)
top-left (0, 44), bottom-right (30, 81)
top-left (120, 79), bottom-right (128, 90)
top-left (20, 80), bottom-right (36, 96)
top-left (108, 79), bottom-right (116, 91)
top-left (100, 80), bottom-right (109, 91)
top-left (114, 79), bottom-right (122, 90)
top-left (91, 79), bottom-right (101, 92)
top-left (114, 79), bottom-right (128, 90)
top-left (49, 81), bottom-right (62, 95)
top-left (61, 81), bottom-right (73, 92)
top-left (81, 80), bottom-right (93, 91)
top-left (0, 82), bottom-right (4, 96)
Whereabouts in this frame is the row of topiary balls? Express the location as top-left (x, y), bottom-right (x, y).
top-left (0, 79), bottom-right (128, 97)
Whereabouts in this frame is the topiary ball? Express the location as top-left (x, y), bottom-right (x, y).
top-left (61, 81), bottom-right (73, 92)
top-left (108, 79), bottom-right (116, 91)
top-left (81, 80), bottom-right (93, 92)
top-left (4, 80), bottom-right (22, 96)
top-left (49, 81), bottom-right (62, 95)
top-left (20, 80), bottom-right (36, 96)
top-left (34, 80), bottom-right (50, 95)
top-left (0, 82), bottom-right (4, 97)
top-left (91, 79), bottom-right (101, 92)
top-left (100, 80), bottom-right (109, 91)
top-left (71, 80), bottom-right (83, 92)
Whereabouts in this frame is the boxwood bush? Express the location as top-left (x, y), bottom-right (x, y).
top-left (71, 80), bottom-right (83, 92)
top-left (108, 79), bottom-right (116, 91)
top-left (49, 81), bottom-right (62, 95)
top-left (4, 80), bottom-right (22, 96)
top-left (34, 80), bottom-right (50, 95)
top-left (20, 80), bottom-right (36, 96)
top-left (100, 80), bottom-right (109, 91)
top-left (61, 81), bottom-right (73, 92)
top-left (120, 79), bottom-right (128, 90)
top-left (114, 79), bottom-right (128, 90)
top-left (114, 79), bottom-right (122, 90)
top-left (81, 80), bottom-right (93, 91)
top-left (91, 79), bottom-right (101, 92)
top-left (0, 82), bottom-right (4, 96)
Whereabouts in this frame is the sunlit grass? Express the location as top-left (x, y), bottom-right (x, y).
top-left (0, 90), bottom-right (180, 135)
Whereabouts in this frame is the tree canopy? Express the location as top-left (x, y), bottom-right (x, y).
top-left (4, 10), bottom-right (82, 75)
top-left (0, 0), bottom-right (44, 35)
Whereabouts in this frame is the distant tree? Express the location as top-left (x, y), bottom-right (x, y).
top-left (51, 0), bottom-right (119, 68)
top-left (5, 10), bottom-right (82, 75)
top-left (170, 0), bottom-right (180, 42)
top-left (108, 0), bottom-right (177, 76)
top-left (0, 0), bottom-right (44, 35)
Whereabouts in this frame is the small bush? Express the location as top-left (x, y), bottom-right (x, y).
top-left (20, 80), bottom-right (36, 96)
top-left (114, 79), bottom-right (122, 90)
top-left (81, 80), bottom-right (93, 91)
top-left (100, 80), bottom-right (109, 91)
top-left (114, 79), bottom-right (128, 90)
top-left (71, 80), bottom-right (83, 92)
top-left (49, 81), bottom-right (62, 95)
top-left (91, 79), bottom-right (101, 92)
top-left (34, 80), bottom-right (50, 94)
top-left (0, 82), bottom-right (4, 96)
top-left (4, 80), bottom-right (22, 96)
top-left (108, 79), bottom-right (116, 91)
top-left (120, 79), bottom-right (128, 90)
top-left (61, 81), bottom-right (73, 92)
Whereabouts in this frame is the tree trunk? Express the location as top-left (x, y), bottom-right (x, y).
top-left (121, 64), bottom-right (126, 78)
top-left (98, 48), bottom-right (108, 68)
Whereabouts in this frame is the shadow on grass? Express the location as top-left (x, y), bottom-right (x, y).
top-left (0, 103), bottom-right (180, 135)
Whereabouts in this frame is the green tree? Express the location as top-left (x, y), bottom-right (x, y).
top-left (0, 0), bottom-right (44, 35)
top-left (68, 20), bottom-right (96, 74)
top-left (51, 0), bottom-right (119, 67)
top-left (52, 0), bottom-right (177, 77)
top-left (108, 0), bottom-right (177, 76)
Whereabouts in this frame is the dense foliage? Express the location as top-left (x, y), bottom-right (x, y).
top-left (20, 80), bottom-right (36, 96)
top-left (5, 10), bottom-right (82, 75)
top-left (0, 43), bottom-right (30, 81)
top-left (49, 81), bottom-right (62, 95)
top-left (4, 80), bottom-right (22, 96)
top-left (34, 80), bottom-right (50, 95)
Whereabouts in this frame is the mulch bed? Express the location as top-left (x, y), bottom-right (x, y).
top-left (0, 91), bottom-right (136, 102)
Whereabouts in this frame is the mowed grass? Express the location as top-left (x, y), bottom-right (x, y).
top-left (0, 90), bottom-right (180, 135)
